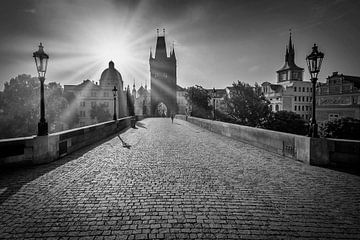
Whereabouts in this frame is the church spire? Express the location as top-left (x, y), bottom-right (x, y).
top-left (287, 29), bottom-right (295, 65)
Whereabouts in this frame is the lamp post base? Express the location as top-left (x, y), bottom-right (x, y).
top-left (38, 121), bottom-right (48, 136)
top-left (308, 123), bottom-right (319, 138)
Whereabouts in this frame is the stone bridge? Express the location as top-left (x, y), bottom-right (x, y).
top-left (1, 118), bottom-right (360, 239)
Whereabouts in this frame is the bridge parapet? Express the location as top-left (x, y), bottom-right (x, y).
top-left (0, 116), bottom-right (137, 167)
top-left (177, 115), bottom-right (360, 168)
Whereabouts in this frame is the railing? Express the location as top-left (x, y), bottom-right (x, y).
top-left (0, 116), bottom-right (138, 166)
top-left (177, 115), bottom-right (360, 168)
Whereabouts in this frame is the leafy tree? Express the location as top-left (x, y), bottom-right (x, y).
top-left (0, 74), bottom-right (70, 138)
top-left (223, 81), bottom-right (272, 127)
top-left (185, 85), bottom-right (212, 118)
top-left (0, 74), bottom-right (40, 138)
top-left (319, 117), bottom-right (360, 140)
top-left (263, 111), bottom-right (308, 135)
top-left (90, 103), bottom-right (111, 122)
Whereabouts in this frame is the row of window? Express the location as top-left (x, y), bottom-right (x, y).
top-left (294, 87), bottom-right (312, 92)
top-left (80, 91), bottom-right (111, 97)
top-left (294, 96), bottom-right (312, 102)
top-left (80, 101), bottom-right (110, 107)
top-left (294, 105), bottom-right (311, 112)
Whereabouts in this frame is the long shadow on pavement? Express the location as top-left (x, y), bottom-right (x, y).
top-left (0, 127), bottom-right (131, 205)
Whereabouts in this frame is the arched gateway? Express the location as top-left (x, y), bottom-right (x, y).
top-left (149, 29), bottom-right (177, 117)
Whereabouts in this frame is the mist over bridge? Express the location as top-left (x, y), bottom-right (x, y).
top-left (1, 117), bottom-right (360, 239)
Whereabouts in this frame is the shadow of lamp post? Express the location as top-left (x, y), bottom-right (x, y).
top-left (306, 44), bottom-right (324, 138)
top-left (112, 86), bottom-right (118, 121)
top-left (33, 43), bottom-right (49, 136)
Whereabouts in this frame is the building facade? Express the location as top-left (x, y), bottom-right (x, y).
top-left (63, 61), bottom-right (127, 127)
top-left (316, 72), bottom-right (360, 122)
top-left (149, 29), bottom-right (177, 116)
top-left (261, 33), bottom-right (313, 120)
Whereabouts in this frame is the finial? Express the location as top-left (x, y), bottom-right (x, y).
top-left (289, 28), bottom-right (292, 36)
top-left (163, 28), bottom-right (165, 36)
top-left (157, 29), bottom-right (159, 36)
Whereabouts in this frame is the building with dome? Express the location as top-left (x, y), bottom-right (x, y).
top-left (63, 61), bottom-right (127, 127)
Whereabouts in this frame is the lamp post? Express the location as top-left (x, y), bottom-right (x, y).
top-left (33, 43), bottom-right (49, 136)
top-left (306, 44), bottom-right (324, 138)
top-left (212, 88), bottom-right (216, 120)
top-left (112, 86), bottom-right (118, 120)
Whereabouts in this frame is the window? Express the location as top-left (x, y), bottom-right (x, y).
top-left (80, 111), bottom-right (86, 117)
top-left (302, 106), bottom-right (305, 111)
top-left (80, 101), bottom-right (85, 107)
top-left (91, 102), bottom-right (96, 107)
top-left (306, 106), bottom-right (309, 111)
top-left (275, 105), bottom-right (279, 111)
top-left (310, 88), bottom-right (312, 92)
top-left (302, 96), bottom-right (305, 102)
top-left (329, 114), bottom-right (339, 121)
top-left (303, 87), bottom-right (305, 92)
top-left (294, 87), bottom-right (297, 92)
top-left (294, 106), bottom-right (297, 111)
top-left (91, 91), bottom-right (97, 97)
top-left (307, 87), bottom-right (309, 92)
top-left (294, 96), bottom-right (297, 101)
top-left (306, 96), bottom-right (309, 102)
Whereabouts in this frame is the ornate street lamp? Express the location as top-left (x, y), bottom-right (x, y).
top-left (33, 43), bottom-right (49, 136)
top-left (306, 44), bottom-right (324, 138)
top-left (112, 86), bottom-right (118, 120)
top-left (212, 88), bottom-right (216, 120)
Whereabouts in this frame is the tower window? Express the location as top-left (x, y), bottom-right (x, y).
top-left (294, 87), bottom-right (297, 92)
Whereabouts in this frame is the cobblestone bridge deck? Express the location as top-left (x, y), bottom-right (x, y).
top-left (1, 118), bottom-right (360, 239)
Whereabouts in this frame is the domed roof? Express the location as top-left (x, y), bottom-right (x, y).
top-left (99, 61), bottom-right (123, 87)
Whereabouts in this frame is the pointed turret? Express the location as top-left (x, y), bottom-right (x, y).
top-left (132, 81), bottom-right (136, 98)
top-left (276, 30), bottom-right (304, 83)
top-left (154, 29), bottom-right (168, 59)
top-left (149, 48), bottom-right (153, 60)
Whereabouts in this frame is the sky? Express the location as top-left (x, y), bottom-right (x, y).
top-left (0, 0), bottom-right (359, 91)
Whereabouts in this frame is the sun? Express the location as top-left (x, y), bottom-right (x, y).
top-left (96, 39), bottom-right (133, 71)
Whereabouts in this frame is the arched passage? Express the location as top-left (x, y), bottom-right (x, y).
top-left (156, 102), bottom-right (168, 117)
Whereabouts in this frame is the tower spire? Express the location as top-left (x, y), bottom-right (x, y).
top-left (287, 29), bottom-right (295, 65)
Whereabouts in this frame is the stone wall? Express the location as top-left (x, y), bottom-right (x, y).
top-left (0, 116), bottom-right (135, 166)
top-left (176, 115), bottom-right (360, 167)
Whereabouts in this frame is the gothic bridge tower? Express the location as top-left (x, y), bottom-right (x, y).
top-left (149, 29), bottom-right (177, 116)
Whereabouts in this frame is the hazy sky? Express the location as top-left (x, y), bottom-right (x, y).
top-left (0, 0), bottom-right (359, 90)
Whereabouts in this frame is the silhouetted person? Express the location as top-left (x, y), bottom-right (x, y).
top-left (171, 113), bottom-right (175, 123)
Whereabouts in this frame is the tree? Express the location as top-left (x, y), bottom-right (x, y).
top-left (223, 81), bottom-right (272, 127)
top-left (90, 103), bottom-right (111, 122)
top-left (319, 117), bottom-right (360, 140)
top-left (185, 85), bottom-right (212, 119)
top-left (0, 74), bottom-right (40, 138)
top-left (263, 111), bottom-right (308, 135)
top-left (0, 74), bottom-right (70, 138)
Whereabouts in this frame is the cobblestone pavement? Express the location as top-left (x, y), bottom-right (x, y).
top-left (1, 118), bottom-right (360, 239)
